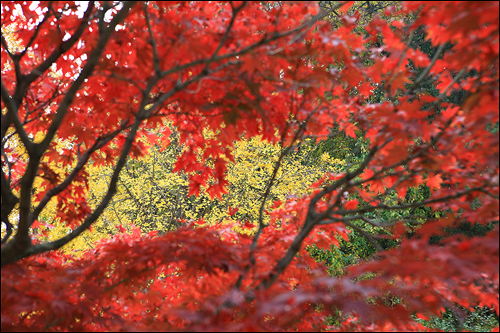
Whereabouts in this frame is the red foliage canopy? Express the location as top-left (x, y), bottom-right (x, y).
top-left (1, 1), bottom-right (498, 331)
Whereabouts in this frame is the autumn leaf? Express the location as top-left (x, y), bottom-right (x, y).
top-left (426, 174), bottom-right (442, 190)
top-left (344, 199), bottom-right (359, 210)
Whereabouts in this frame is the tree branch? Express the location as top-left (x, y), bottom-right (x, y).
top-left (29, 121), bottom-right (131, 227)
top-left (1, 82), bottom-right (34, 153)
top-left (21, 3), bottom-right (96, 94)
top-left (1, 118), bottom-right (142, 266)
top-left (0, 2), bottom-right (137, 267)
top-left (257, 140), bottom-right (385, 290)
top-left (38, 1), bottom-right (136, 153)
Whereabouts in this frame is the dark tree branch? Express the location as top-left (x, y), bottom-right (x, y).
top-left (408, 43), bottom-right (446, 94)
top-left (1, 167), bottom-right (18, 244)
top-left (340, 219), bottom-right (384, 252)
top-left (38, 1), bottom-right (136, 153)
top-left (18, 2), bottom-right (54, 58)
top-left (258, 141), bottom-right (385, 290)
top-left (334, 186), bottom-right (486, 216)
top-left (319, 214), bottom-right (422, 229)
top-left (205, 1), bottom-right (245, 72)
top-left (17, 3), bottom-right (96, 105)
top-left (158, 2), bottom-right (348, 78)
top-left (1, 118), bottom-right (142, 266)
top-left (29, 121), bottom-right (131, 227)
top-left (142, 3), bottom-right (161, 74)
top-left (1, 82), bottom-right (34, 152)
top-left (1, 0), bottom-right (260, 266)
top-left (1, 2), bottom-right (137, 267)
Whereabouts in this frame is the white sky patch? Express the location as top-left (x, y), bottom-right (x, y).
top-left (74, 1), bottom-right (88, 18)
top-left (75, 1), bottom-right (123, 23)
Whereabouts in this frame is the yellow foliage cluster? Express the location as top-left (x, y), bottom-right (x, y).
top-left (36, 130), bottom-right (345, 254)
top-left (226, 136), bottom-right (344, 232)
